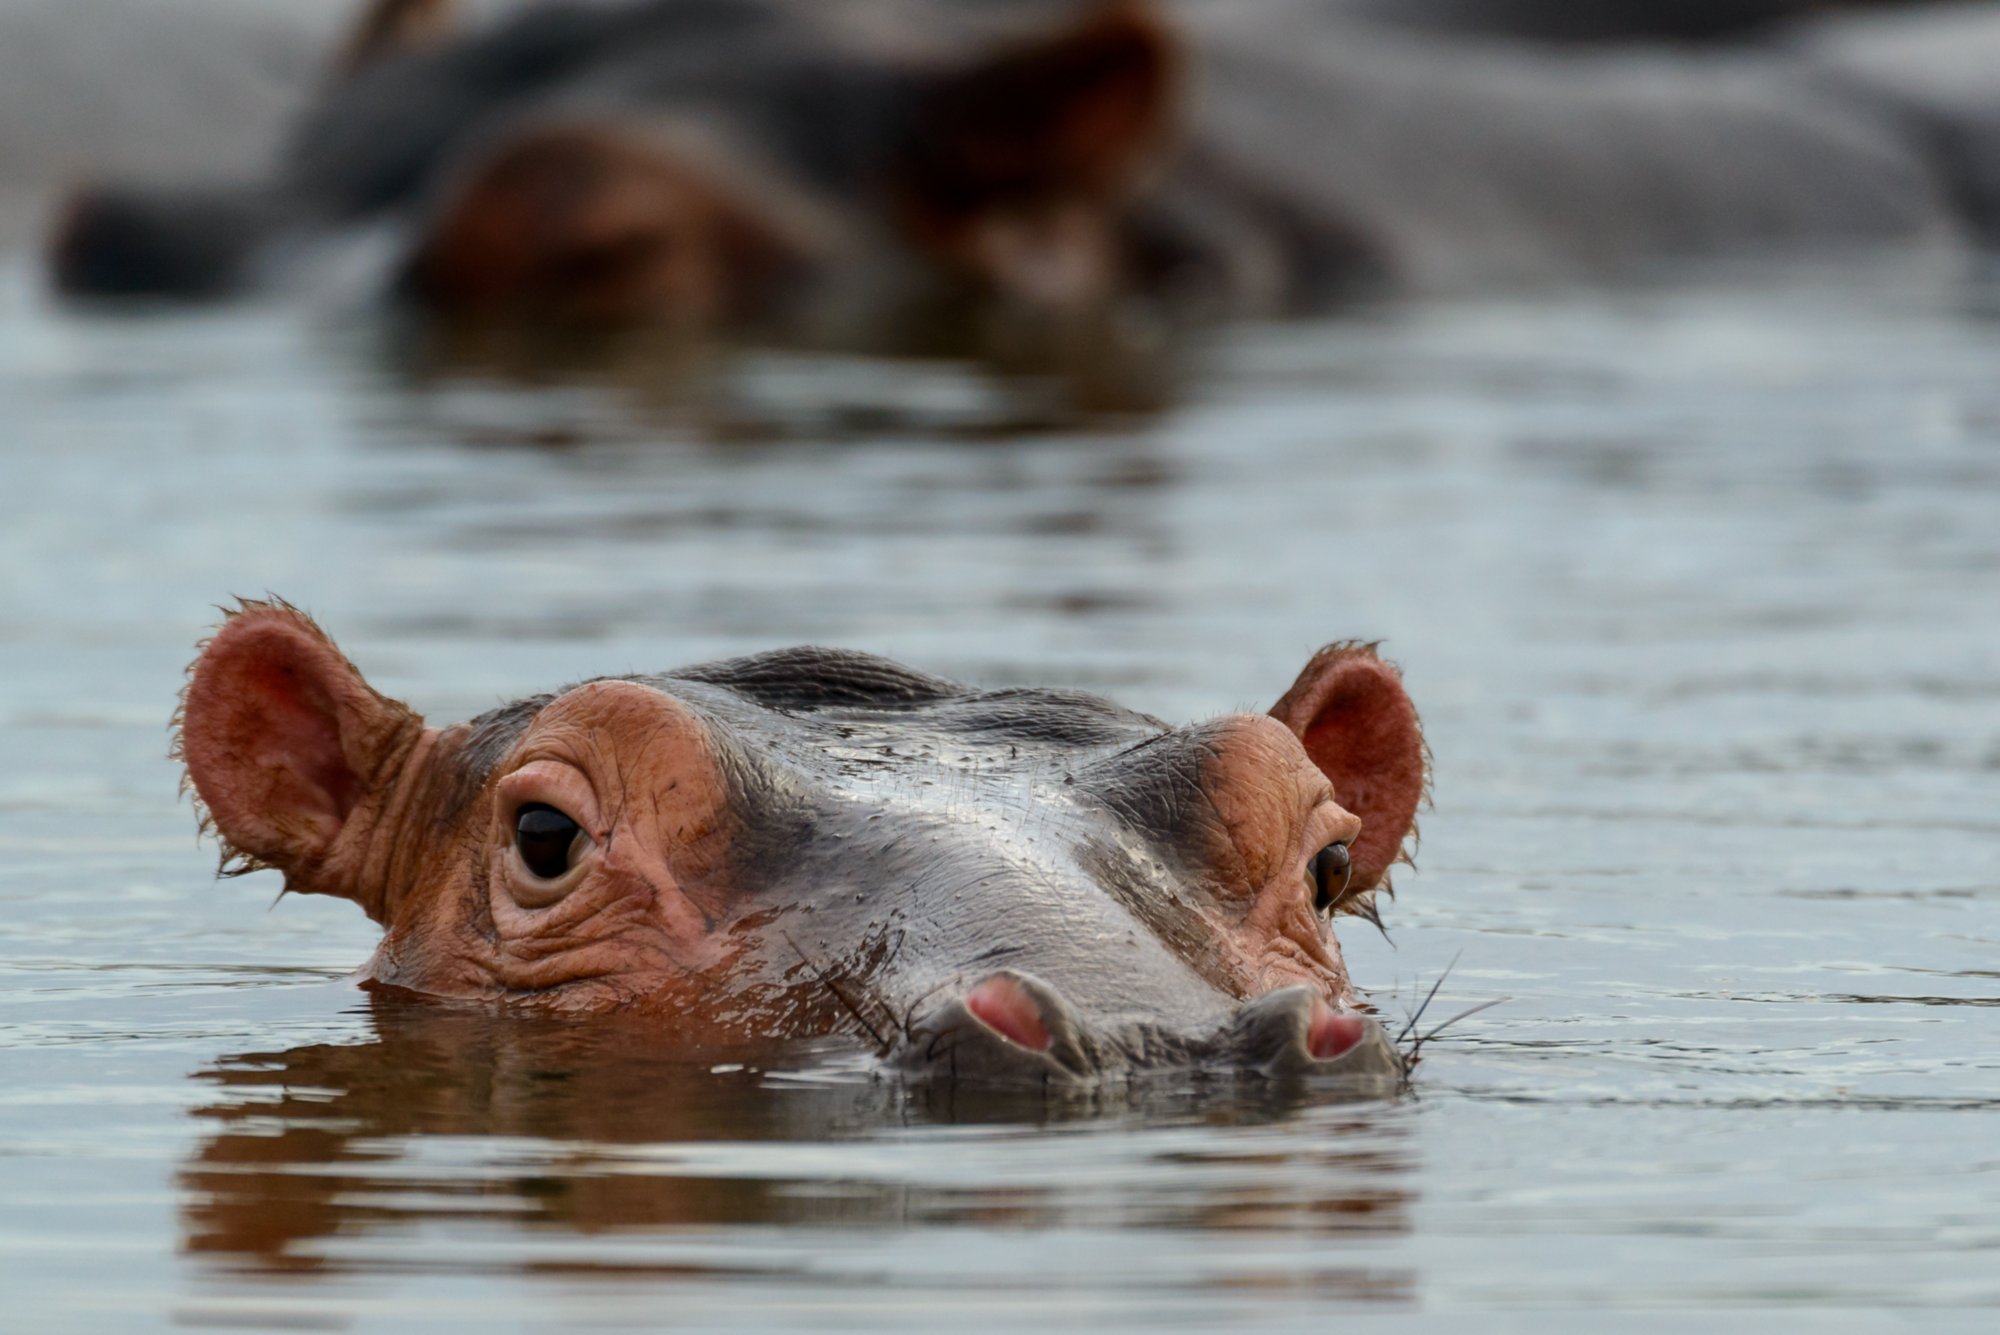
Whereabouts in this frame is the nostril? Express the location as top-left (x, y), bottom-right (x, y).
top-left (1308, 1001), bottom-right (1368, 1061)
top-left (964, 974), bottom-right (1053, 1052)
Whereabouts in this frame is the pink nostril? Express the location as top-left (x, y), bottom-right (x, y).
top-left (965, 975), bottom-right (1053, 1052)
top-left (1308, 1003), bottom-right (1369, 1061)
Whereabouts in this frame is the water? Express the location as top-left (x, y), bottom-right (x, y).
top-left (2, 255), bottom-right (1997, 1330)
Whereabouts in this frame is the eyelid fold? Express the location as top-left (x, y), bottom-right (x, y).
top-left (496, 758), bottom-right (607, 840)
top-left (1299, 799), bottom-right (1363, 920)
top-left (495, 759), bottom-right (607, 908)
top-left (1302, 799), bottom-right (1363, 866)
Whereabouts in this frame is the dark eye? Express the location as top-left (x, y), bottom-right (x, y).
top-left (1309, 841), bottom-right (1353, 916)
top-left (515, 803), bottom-right (586, 881)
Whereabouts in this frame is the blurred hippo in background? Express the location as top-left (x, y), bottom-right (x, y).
top-left (1154, 0), bottom-right (2000, 306)
top-left (176, 602), bottom-right (1429, 1088)
top-left (1319, 0), bottom-right (1928, 46)
top-left (44, 0), bottom-right (2000, 330)
top-left (51, 0), bottom-right (1185, 343)
top-left (1790, 2), bottom-right (2000, 243)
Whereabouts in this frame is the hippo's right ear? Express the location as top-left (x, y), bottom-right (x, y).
top-left (1269, 643), bottom-right (1427, 895)
top-left (333, 0), bottom-right (457, 79)
top-left (176, 602), bottom-right (423, 904)
top-left (900, 3), bottom-right (1181, 214)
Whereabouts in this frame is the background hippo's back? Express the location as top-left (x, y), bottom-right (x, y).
top-left (1170, 1), bottom-right (1966, 295)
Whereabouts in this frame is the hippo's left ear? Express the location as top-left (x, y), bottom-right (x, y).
top-left (176, 600), bottom-right (425, 916)
top-left (1269, 644), bottom-right (1427, 893)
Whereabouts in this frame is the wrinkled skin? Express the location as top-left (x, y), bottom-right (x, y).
top-left (178, 602), bottom-right (1428, 1089)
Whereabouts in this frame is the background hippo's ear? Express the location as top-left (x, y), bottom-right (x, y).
top-left (333, 0), bottom-right (458, 80)
top-left (901, 3), bottom-right (1181, 215)
top-left (1269, 643), bottom-right (1427, 893)
top-left (175, 600), bottom-right (423, 907)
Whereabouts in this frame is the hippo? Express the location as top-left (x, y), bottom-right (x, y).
top-left (50, 0), bottom-right (2000, 335)
top-left (175, 601), bottom-right (1428, 1089)
top-left (1789, 1), bottom-right (2000, 245)
top-left (1146, 0), bottom-right (1981, 306)
top-left (52, 0), bottom-right (1182, 341)
top-left (1315, 0), bottom-right (1928, 47)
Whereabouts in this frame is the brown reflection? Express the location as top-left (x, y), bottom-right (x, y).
top-left (181, 996), bottom-right (878, 1271)
top-left (180, 994), bottom-right (1417, 1305)
top-left (370, 301), bottom-right (1190, 441)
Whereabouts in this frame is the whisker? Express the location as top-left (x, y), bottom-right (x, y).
top-left (1408, 999), bottom-right (1504, 1055)
top-left (926, 1026), bottom-right (976, 1065)
top-left (901, 979), bottom-right (957, 1038)
top-left (783, 932), bottom-right (890, 1053)
top-left (1408, 995), bottom-right (1504, 1071)
top-left (1394, 949), bottom-right (1462, 1045)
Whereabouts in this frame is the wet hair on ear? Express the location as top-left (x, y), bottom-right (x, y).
top-left (1268, 642), bottom-right (1427, 893)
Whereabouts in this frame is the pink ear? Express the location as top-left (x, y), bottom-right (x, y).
top-left (1269, 644), bottom-right (1426, 892)
top-left (178, 602), bottom-right (418, 892)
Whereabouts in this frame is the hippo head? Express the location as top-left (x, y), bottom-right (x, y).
top-left (177, 602), bottom-right (1426, 1089)
top-left (399, 4), bottom-right (1181, 330)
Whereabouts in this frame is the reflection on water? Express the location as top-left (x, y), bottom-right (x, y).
top-left (4, 255), bottom-right (2000, 1328)
top-left (182, 996), bottom-right (1414, 1306)
top-left (384, 300), bottom-right (1192, 436)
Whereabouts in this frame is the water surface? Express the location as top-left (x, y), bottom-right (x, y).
top-left (2, 257), bottom-right (1997, 1330)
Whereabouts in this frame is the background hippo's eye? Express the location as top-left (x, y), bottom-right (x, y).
top-left (1310, 841), bottom-right (1353, 916)
top-left (515, 803), bottom-right (587, 881)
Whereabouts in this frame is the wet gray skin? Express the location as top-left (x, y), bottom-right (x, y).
top-left (427, 648), bottom-right (1413, 1092)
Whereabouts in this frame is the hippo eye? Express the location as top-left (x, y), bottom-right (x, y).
top-left (1309, 841), bottom-right (1354, 916)
top-left (515, 803), bottom-right (587, 881)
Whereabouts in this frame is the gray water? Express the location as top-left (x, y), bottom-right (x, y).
top-left (2, 255), bottom-right (1997, 1331)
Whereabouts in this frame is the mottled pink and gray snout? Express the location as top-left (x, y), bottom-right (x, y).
top-left (894, 969), bottom-right (1404, 1090)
